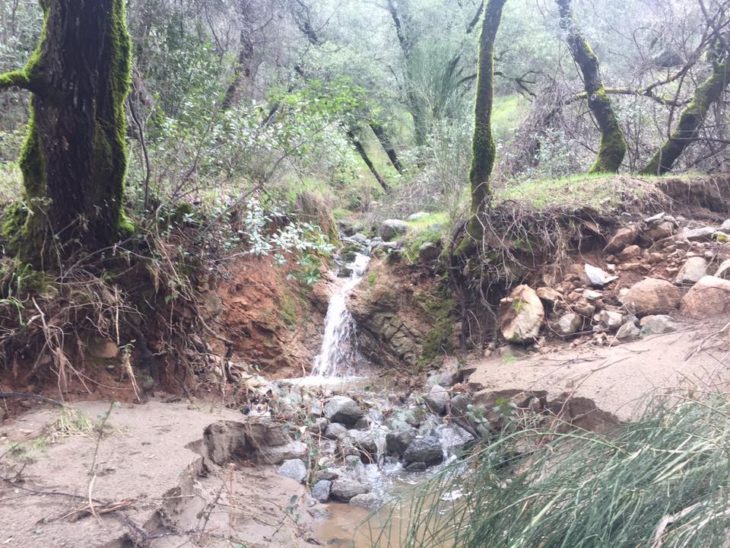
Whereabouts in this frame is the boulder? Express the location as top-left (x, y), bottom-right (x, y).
top-left (640, 315), bottom-right (677, 335)
top-left (623, 278), bottom-right (681, 316)
top-left (324, 396), bottom-right (364, 427)
top-left (604, 226), bottom-right (638, 254)
top-left (584, 263), bottom-right (618, 287)
top-left (682, 226), bottom-right (715, 241)
top-left (311, 480), bottom-right (332, 503)
top-left (330, 478), bottom-right (369, 502)
top-left (714, 259), bottom-right (730, 279)
top-left (681, 276), bottom-right (730, 318)
top-left (499, 285), bottom-right (545, 343)
top-left (556, 313), bottom-right (582, 336)
top-left (385, 428), bottom-right (416, 457)
top-left (203, 420), bottom-right (290, 465)
top-left (379, 219), bottom-right (409, 241)
top-left (615, 321), bottom-right (641, 342)
top-left (278, 459), bottom-right (307, 484)
top-left (675, 257), bottom-right (708, 285)
top-left (403, 436), bottom-right (444, 468)
top-left (349, 493), bottom-right (382, 510)
top-left (424, 385), bottom-right (450, 415)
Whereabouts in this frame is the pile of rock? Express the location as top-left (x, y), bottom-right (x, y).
top-left (498, 214), bottom-right (730, 345)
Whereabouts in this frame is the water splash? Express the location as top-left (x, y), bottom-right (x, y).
top-left (312, 253), bottom-right (370, 377)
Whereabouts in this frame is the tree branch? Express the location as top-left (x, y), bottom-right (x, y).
top-left (0, 70), bottom-right (33, 92)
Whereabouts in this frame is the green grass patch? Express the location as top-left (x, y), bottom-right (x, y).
top-left (492, 94), bottom-right (527, 140)
top-left (403, 211), bottom-right (449, 263)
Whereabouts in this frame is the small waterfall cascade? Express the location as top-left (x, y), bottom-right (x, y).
top-left (312, 252), bottom-right (370, 377)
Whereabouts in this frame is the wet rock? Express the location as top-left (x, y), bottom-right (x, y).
top-left (584, 263), bottom-right (618, 287)
top-left (604, 226), bottom-right (638, 254)
top-left (379, 219), bottom-right (409, 241)
top-left (325, 422), bottom-right (349, 440)
top-left (403, 436), bottom-right (444, 468)
top-left (640, 315), bottom-right (677, 335)
top-left (622, 278), bottom-right (681, 316)
top-left (349, 430), bottom-right (378, 461)
top-left (437, 424), bottom-right (475, 451)
top-left (499, 285), bottom-right (545, 343)
top-left (405, 462), bottom-right (427, 472)
top-left (424, 385), bottom-right (450, 415)
top-left (311, 480), bottom-right (332, 503)
top-left (324, 396), bottom-right (364, 427)
top-left (278, 459), bottom-right (307, 483)
top-left (675, 257), bottom-right (708, 285)
top-left (385, 428), bottom-right (416, 457)
top-left (714, 259), bottom-right (730, 279)
top-left (556, 313), bottom-right (582, 336)
top-left (617, 245), bottom-right (641, 261)
top-left (681, 276), bottom-right (730, 318)
top-left (682, 226), bottom-right (715, 241)
top-left (418, 242), bottom-right (441, 263)
top-left (615, 321), bottom-right (641, 342)
top-left (350, 493), bottom-right (382, 510)
top-left (330, 478), bottom-right (369, 502)
top-left (597, 310), bottom-right (624, 330)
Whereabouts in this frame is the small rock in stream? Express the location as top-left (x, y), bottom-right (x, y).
top-left (324, 396), bottom-right (364, 427)
top-left (403, 436), bottom-right (444, 468)
top-left (350, 493), bottom-right (382, 510)
top-left (311, 480), bottom-right (332, 503)
top-left (385, 428), bottom-right (416, 457)
top-left (330, 478), bottom-right (369, 502)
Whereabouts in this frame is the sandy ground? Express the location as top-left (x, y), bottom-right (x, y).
top-left (470, 319), bottom-right (730, 421)
top-left (0, 400), bottom-right (313, 548)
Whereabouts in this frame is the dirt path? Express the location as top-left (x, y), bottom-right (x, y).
top-left (0, 400), bottom-right (312, 547)
top-left (469, 319), bottom-right (729, 421)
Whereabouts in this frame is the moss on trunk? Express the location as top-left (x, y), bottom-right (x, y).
top-left (642, 56), bottom-right (730, 175)
top-left (0, 0), bottom-right (132, 264)
top-left (557, 0), bottom-right (626, 174)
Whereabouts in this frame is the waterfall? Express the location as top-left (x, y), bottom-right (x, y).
top-left (312, 253), bottom-right (370, 377)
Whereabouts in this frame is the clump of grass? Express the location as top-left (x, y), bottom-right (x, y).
top-left (377, 397), bottom-right (730, 548)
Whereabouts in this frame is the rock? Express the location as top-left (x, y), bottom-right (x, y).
top-left (428, 370), bottom-right (456, 387)
top-left (604, 226), bottom-right (639, 254)
top-left (584, 263), bottom-right (618, 287)
top-left (349, 430), bottom-right (378, 460)
top-left (623, 278), bottom-right (681, 316)
top-left (597, 310), bottom-right (624, 330)
top-left (324, 396), bottom-right (364, 427)
top-left (407, 212), bottom-right (429, 221)
top-left (308, 417), bottom-right (329, 435)
top-left (203, 420), bottom-right (291, 465)
top-left (615, 321), bottom-right (641, 342)
top-left (379, 219), bottom-right (409, 241)
top-left (349, 493), bottom-right (382, 510)
top-left (325, 422), bottom-right (349, 440)
top-left (313, 469), bottom-right (339, 482)
top-left (714, 259), bottom-right (730, 279)
top-left (88, 338), bottom-right (119, 359)
top-left (499, 285), bottom-right (545, 343)
top-left (403, 436), bottom-right (444, 468)
top-left (675, 257), bottom-right (708, 285)
top-left (681, 276), bottom-right (730, 318)
top-left (640, 315), bottom-right (677, 335)
top-left (424, 385), bottom-right (450, 415)
top-left (437, 424), bottom-right (475, 451)
top-left (682, 226), bottom-right (715, 241)
top-left (386, 428), bottom-right (416, 457)
top-left (617, 245), bottom-right (641, 261)
top-left (645, 212), bottom-right (666, 224)
top-left (330, 478), bottom-right (369, 502)
top-left (311, 480), bottom-right (332, 503)
top-left (721, 219), bottom-right (730, 232)
top-left (258, 441), bottom-right (308, 465)
top-left (536, 287), bottom-right (562, 305)
top-left (583, 289), bottom-right (603, 301)
top-left (450, 394), bottom-right (470, 415)
top-left (418, 241), bottom-right (441, 262)
top-left (278, 459), bottom-right (307, 484)
top-left (556, 313), bottom-right (582, 336)
top-left (405, 462), bottom-right (427, 472)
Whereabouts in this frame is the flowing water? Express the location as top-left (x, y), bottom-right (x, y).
top-left (311, 252), bottom-right (370, 377)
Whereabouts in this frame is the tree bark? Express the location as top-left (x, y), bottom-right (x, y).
top-left (347, 130), bottom-right (390, 192)
top-left (468, 0), bottom-right (507, 217)
top-left (557, 0), bottom-right (627, 174)
top-left (369, 122), bottom-right (404, 174)
top-left (641, 56), bottom-right (730, 175)
top-left (221, 0), bottom-right (256, 110)
top-left (0, 0), bottom-right (132, 263)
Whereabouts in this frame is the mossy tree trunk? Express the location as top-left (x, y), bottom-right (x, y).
top-left (370, 122), bottom-right (404, 174)
top-left (0, 0), bottom-right (132, 263)
top-left (221, 0), bottom-right (256, 111)
top-left (347, 129), bottom-right (390, 192)
top-left (641, 54), bottom-right (730, 175)
top-left (557, 0), bottom-right (626, 174)
top-left (468, 0), bottom-right (507, 219)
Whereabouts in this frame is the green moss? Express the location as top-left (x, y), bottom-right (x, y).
top-left (416, 289), bottom-right (456, 366)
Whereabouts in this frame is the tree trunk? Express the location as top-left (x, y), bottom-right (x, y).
top-left (221, 0), bottom-right (256, 110)
top-left (641, 57), bottom-right (730, 175)
top-left (557, 0), bottom-right (626, 174)
top-left (347, 130), bottom-right (390, 192)
top-left (468, 0), bottom-right (507, 218)
top-left (0, 0), bottom-right (132, 263)
top-left (370, 122), bottom-right (404, 174)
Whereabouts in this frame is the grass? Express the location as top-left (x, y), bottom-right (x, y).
top-left (497, 173), bottom-right (663, 211)
top-left (492, 94), bottom-right (528, 141)
top-left (403, 211), bottom-right (449, 262)
top-left (376, 396), bottom-right (730, 548)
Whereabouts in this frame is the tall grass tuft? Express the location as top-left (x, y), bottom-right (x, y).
top-left (377, 397), bottom-right (730, 548)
